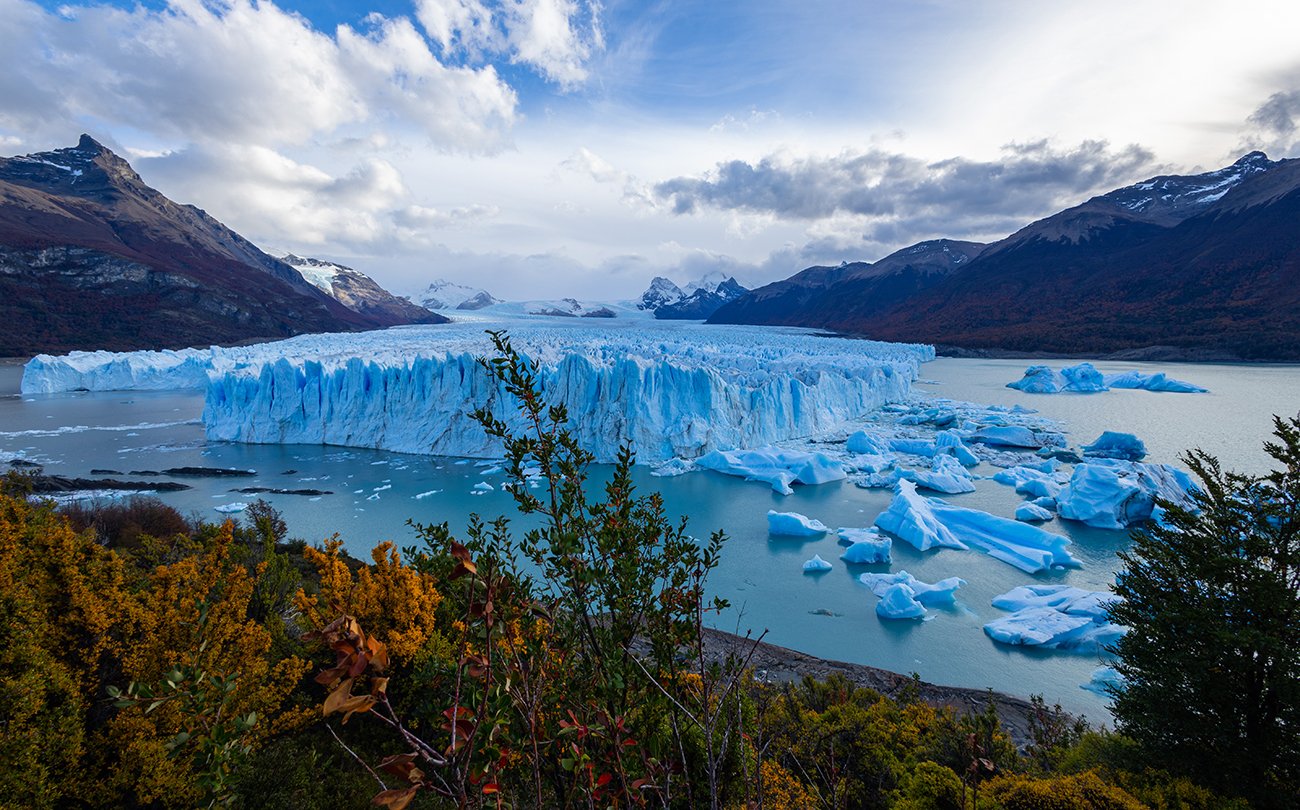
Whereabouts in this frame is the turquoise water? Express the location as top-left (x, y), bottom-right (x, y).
top-left (3, 358), bottom-right (1298, 722)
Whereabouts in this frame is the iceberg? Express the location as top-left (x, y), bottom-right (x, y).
top-left (889, 437), bottom-right (937, 457)
top-left (861, 571), bottom-right (965, 620)
top-left (837, 529), bottom-right (892, 564)
top-left (968, 426), bottom-right (1047, 449)
top-left (1081, 431), bottom-right (1148, 461)
top-left (1082, 665), bottom-right (1127, 696)
top-left (1015, 502), bottom-right (1054, 522)
top-left (984, 585), bottom-right (1125, 653)
top-left (897, 454), bottom-right (976, 494)
top-left (767, 510), bottom-right (829, 537)
top-left (991, 465), bottom-right (1068, 500)
top-left (859, 570), bottom-right (965, 604)
top-left (874, 481), bottom-right (1077, 573)
top-left (846, 430), bottom-right (887, 455)
top-left (875, 584), bottom-right (927, 620)
top-left (1056, 460), bottom-right (1196, 529)
top-left (1105, 371), bottom-right (1206, 393)
top-left (697, 447), bottom-right (846, 494)
top-left (1006, 364), bottom-right (1207, 396)
top-left (214, 502), bottom-right (250, 514)
top-left (935, 430), bottom-right (980, 466)
top-left (874, 480), bottom-right (967, 551)
top-left (802, 554), bottom-right (833, 573)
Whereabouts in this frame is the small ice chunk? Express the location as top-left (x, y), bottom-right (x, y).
top-left (838, 530), bottom-right (892, 564)
top-left (846, 430), bottom-right (886, 455)
top-left (890, 438), bottom-right (937, 457)
top-left (875, 584), bottom-right (928, 620)
top-left (968, 426), bottom-right (1043, 448)
top-left (803, 554), bottom-right (833, 573)
top-left (473, 481), bottom-right (494, 492)
top-left (1082, 431), bottom-right (1148, 461)
top-left (935, 429), bottom-right (980, 466)
top-left (1082, 665), bottom-right (1127, 695)
top-left (1015, 502), bottom-right (1054, 522)
top-left (860, 570), bottom-right (965, 607)
top-left (214, 502), bottom-right (249, 514)
top-left (767, 510), bottom-right (829, 537)
top-left (899, 453), bottom-right (976, 494)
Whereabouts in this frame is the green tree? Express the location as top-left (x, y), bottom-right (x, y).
top-left (1109, 414), bottom-right (1300, 806)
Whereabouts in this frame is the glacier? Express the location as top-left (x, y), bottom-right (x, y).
top-left (22, 322), bottom-right (932, 464)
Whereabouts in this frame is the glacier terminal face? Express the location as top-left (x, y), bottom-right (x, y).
top-left (25, 321), bottom-right (932, 463)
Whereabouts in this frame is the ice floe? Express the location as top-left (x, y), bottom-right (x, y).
top-left (1007, 364), bottom-right (1206, 395)
top-left (697, 447), bottom-right (846, 494)
top-left (984, 585), bottom-right (1125, 653)
top-left (837, 529), bottom-right (892, 564)
top-left (860, 570), bottom-right (966, 620)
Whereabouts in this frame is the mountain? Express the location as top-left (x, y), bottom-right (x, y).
top-left (709, 153), bottom-right (1300, 360)
top-left (280, 254), bottom-right (443, 325)
top-left (710, 239), bottom-right (985, 327)
top-left (635, 272), bottom-right (749, 319)
top-left (0, 135), bottom-right (420, 356)
top-left (419, 279), bottom-right (500, 310)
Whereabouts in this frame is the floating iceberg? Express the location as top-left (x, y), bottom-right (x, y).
top-left (1082, 431), bottom-right (1148, 461)
top-left (214, 502), bottom-right (250, 514)
top-left (992, 465), bottom-right (1069, 500)
top-left (935, 430), bottom-right (980, 466)
top-left (846, 430), bottom-right (887, 455)
top-left (696, 447), bottom-right (846, 494)
top-left (1056, 460), bottom-right (1196, 529)
top-left (1082, 665), bottom-right (1127, 695)
top-left (837, 529), bottom-right (892, 564)
top-left (897, 453), bottom-right (976, 494)
top-left (875, 584), bottom-right (928, 619)
top-left (875, 481), bottom-right (1077, 573)
top-left (968, 426), bottom-right (1050, 449)
top-left (1007, 364), bottom-right (1207, 395)
top-left (874, 480), bottom-right (967, 551)
top-left (889, 438), bottom-right (937, 457)
top-left (984, 585), bottom-right (1125, 653)
top-left (802, 554), bottom-right (833, 573)
top-left (767, 510), bottom-right (829, 537)
top-left (1015, 502), bottom-right (1054, 522)
top-left (1105, 371), bottom-right (1206, 393)
top-left (860, 571), bottom-right (965, 620)
top-left (859, 570), bottom-right (965, 604)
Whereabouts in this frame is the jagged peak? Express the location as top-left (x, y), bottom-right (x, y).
top-left (1234, 150), bottom-right (1270, 166)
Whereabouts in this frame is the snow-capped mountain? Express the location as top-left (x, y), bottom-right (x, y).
top-left (637, 277), bottom-right (685, 310)
top-left (280, 255), bottom-right (443, 325)
top-left (419, 279), bottom-right (500, 310)
top-left (524, 298), bottom-right (616, 318)
top-left (0, 135), bottom-right (402, 355)
top-left (635, 273), bottom-right (749, 319)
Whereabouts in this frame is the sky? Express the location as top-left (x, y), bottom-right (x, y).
top-left (2, 0), bottom-right (1299, 300)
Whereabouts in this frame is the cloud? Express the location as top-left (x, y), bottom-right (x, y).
top-left (1241, 90), bottom-right (1300, 158)
top-left (654, 140), bottom-right (1158, 245)
top-left (0, 0), bottom-right (520, 151)
top-left (413, 0), bottom-right (603, 88)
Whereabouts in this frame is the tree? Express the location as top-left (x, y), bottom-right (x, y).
top-left (1109, 414), bottom-right (1300, 806)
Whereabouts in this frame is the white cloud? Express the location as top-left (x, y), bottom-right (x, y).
top-left (0, 0), bottom-right (518, 150)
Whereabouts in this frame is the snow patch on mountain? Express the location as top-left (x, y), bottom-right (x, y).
top-left (420, 279), bottom-right (499, 310)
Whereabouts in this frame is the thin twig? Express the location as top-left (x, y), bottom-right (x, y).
top-left (326, 722), bottom-right (388, 792)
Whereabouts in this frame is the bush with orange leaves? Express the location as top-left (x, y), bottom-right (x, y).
top-left (294, 536), bottom-right (446, 663)
top-left (0, 487), bottom-right (310, 809)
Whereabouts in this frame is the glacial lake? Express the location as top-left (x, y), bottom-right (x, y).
top-left (3, 357), bottom-right (1298, 723)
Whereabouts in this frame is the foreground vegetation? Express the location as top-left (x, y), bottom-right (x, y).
top-left (1, 335), bottom-right (1293, 808)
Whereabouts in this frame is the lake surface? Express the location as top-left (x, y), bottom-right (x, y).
top-left (3, 357), bottom-right (1298, 722)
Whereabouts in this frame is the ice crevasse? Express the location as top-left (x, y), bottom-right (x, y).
top-left (191, 324), bottom-right (931, 464)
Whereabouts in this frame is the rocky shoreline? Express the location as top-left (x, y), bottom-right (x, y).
top-left (697, 627), bottom-right (1052, 748)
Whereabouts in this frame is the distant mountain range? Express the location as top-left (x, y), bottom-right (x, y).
top-left (711, 152), bottom-right (1300, 360)
top-left (637, 272), bottom-right (749, 319)
top-left (0, 135), bottom-right (443, 356)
